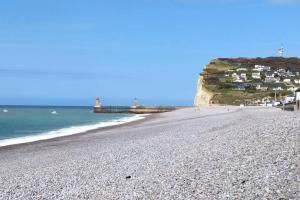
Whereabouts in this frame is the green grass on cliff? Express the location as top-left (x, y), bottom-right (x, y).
top-left (200, 57), bottom-right (300, 105)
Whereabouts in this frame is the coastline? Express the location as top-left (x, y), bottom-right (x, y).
top-left (0, 113), bottom-right (154, 149)
top-left (0, 106), bottom-right (299, 199)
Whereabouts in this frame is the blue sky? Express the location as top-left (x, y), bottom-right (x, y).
top-left (0, 0), bottom-right (300, 106)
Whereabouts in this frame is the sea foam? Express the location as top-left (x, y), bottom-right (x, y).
top-left (0, 114), bottom-right (146, 147)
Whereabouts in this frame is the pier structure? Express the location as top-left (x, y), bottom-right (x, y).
top-left (131, 98), bottom-right (140, 109)
top-left (93, 97), bottom-right (175, 114)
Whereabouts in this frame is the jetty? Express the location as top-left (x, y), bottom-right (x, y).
top-left (93, 97), bottom-right (176, 114)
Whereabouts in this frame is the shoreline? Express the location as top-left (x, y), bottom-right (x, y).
top-left (0, 113), bottom-right (156, 150)
top-left (0, 106), bottom-right (298, 199)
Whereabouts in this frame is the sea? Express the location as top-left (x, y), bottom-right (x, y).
top-left (0, 106), bottom-right (143, 147)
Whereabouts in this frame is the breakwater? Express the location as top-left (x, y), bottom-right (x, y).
top-left (93, 106), bottom-right (176, 114)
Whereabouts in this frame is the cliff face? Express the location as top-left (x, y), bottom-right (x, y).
top-left (194, 57), bottom-right (300, 106)
top-left (194, 73), bottom-right (214, 106)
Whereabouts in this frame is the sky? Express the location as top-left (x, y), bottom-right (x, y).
top-left (0, 0), bottom-right (300, 106)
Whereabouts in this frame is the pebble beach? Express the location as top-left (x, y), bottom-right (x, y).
top-left (0, 106), bottom-right (299, 199)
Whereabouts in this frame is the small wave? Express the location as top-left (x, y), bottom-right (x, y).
top-left (0, 114), bottom-right (147, 147)
top-left (51, 110), bottom-right (57, 115)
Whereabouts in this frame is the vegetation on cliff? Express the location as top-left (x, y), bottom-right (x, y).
top-left (195, 57), bottom-right (300, 105)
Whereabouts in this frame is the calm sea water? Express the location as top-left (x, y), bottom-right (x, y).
top-left (0, 106), bottom-right (134, 141)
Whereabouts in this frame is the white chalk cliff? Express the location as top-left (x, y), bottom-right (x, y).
top-left (194, 73), bottom-right (214, 106)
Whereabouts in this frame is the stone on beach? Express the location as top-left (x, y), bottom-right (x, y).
top-left (0, 106), bottom-right (299, 199)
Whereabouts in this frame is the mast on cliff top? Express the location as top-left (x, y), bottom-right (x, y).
top-left (278, 44), bottom-right (284, 57)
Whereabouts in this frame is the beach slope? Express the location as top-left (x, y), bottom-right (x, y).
top-left (0, 107), bottom-right (299, 199)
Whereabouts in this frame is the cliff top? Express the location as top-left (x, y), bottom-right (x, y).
top-left (195, 57), bottom-right (300, 105)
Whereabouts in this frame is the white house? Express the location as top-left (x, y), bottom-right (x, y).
top-left (233, 75), bottom-right (244, 82)
top-left (254, 65), bottom-right (271, 71)
top-left (256, 84), bottom-right (268, 91)
top-left (252, 72), bottom-right (261, 79)
top-left (265, 72), bottom-right (275, 78)
top-left (237, 68), bottom-right (248, 72)
top-left (241, 73), bottom-right (247, 80)
top-left (253, 65), bottom-right (263, 71)
top-left (287, 70), bottom-right (295, 77)
top-left (265, 77), bottom-right (276, 83)
top-left (287, 86), bottom-right (297, 92)
top-left (283, 79), bottom-right (291, 83)
top-left (294, 79), bottom-right (300, 84)
top-left (272, 87), bottom-right (283, 91)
